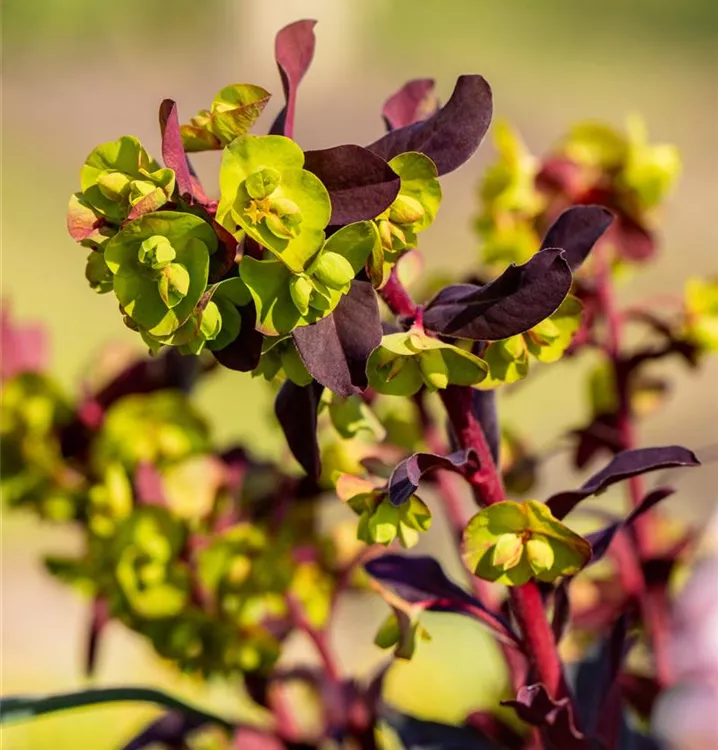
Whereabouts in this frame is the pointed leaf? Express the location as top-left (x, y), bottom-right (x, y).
top-left (387, 449), bottom-right (478, 506)
top-left (382, 79), bottom-right (438, 131)
top-left (159, 99), bottom-right (206, 203)
top-left (546, 446), bottom-right (699, 520)
top-left (303, 145), bottom-right (400, 224)
top-left (292, 279), bottom-right (382, 396)
top-left (368, 75), bottom-right (493, 175)
top-left (423, 249), bottom-right (572, 341)
top-left (274, 379), bottom-right (324, 478)
top-left (270, 19), bottom-right (317, 138)
top-left (540, 205), bottom-right (614, 271)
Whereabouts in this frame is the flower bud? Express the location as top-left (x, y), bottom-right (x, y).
top-left (97, 171), bottom-right (132, 201)
top-left (158, 262), bottom-right (190, 308)
top-left (290, 274), bottom-right (314, 316)
top-left (492, 532), bottom-right (524, 571)
top-left (526, 535), bottom-right (555, 575)
top-left (418, 348), bottom-right (449, 391)
top-left (388, 194), bottom-right (425, 225)
top-left (138, 235), bottom-right (176, 269)
top-left (312, 251), bottom-right (355, 290)
top-left (245, 168), bottom-right (281, 200)
top-left (265, 197), bottom-right (303, 239)
top-left (199, 301), bottom-right (222, 341)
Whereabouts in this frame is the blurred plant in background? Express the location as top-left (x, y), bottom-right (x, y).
top-left (2, 9), bottom-right (718, 750)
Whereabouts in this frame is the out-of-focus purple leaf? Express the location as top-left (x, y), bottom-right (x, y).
top-left (501, 683), bottom-right (592, 750)
top-left (0, 306), bottom-right (49, 382)
top-left (270, 19), bottom-right (317, 138)
top-left (368, 75), bottom-right (493, 176)
top-left (551, 581), bottom-right (571, 645)
top-left (212, 302), bottom-right (263, 372)
top-left (293, 281), bottom-right (381, 396)
top-left (572, 413), bottom-right (623, 469)
top-left (159, 99), bottom-right (207, 203)
top-left (586, 487), bottom-right (675, 563)
top-left (613, 213), bottom-right (655, 262)
top-left (275, 379), bottom-right (324, 479)
top-left (303, 146), bottom-right (400, 224)
top-left (471, 390), bottom-right (499, 465)
top-left (423, 249), bottom-right (572, 341)
top-left (365, 554), bottom-right (517, 643)
top-left (465, 712), bottom-right (524, 750)
top-left (387, 448), bottom-right (478, 506)
top-left (382, 79), bottom-right (438, 131)
top-left (121, 711), bottom-right (207, 750)
top-left (546, 446), bottom-right (699, 520)
top-left (381, 707), bottom-right (496, 750)
top-left (540, 205), bottom-right (614, 271)
top-left (85, 597), bottom-right (109, 677)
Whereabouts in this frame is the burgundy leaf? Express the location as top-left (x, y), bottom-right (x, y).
top-left (212, 302), bottom-right (263, 372)
top-left (540, 205), bottom-right (614, 271)
top-left (293, 280), bottom-right (381, 396)
top-left (612, 213), bottom-right (655, 262)
top-left (423, 248), bottom-right (572, 340)
top-left (303, 146), bottom-right (400, 224)
top-left (551, 581), bottom-right (571, 645)
top-left (270, 19), bottom-right (317, 138)
top-left (368, 75), bottom-right (493, 175)
top-left (585, 487), bottom-right (675, 562)
top-left (546, 446), bottom-right (699, 520)
top-left (382, 78), bottom-right (438, 131)
top-left (572, 412), bottom-right (623, 469)
top-left (275, 379), bottom-right (324, 479)
top-left (387, 448), bottom-right (478, 506)
top-left (0, 305), bottom-right (49, 382)
top-left (471, 390), bottom-right (500, 464)
top-left (501, 683), bottom-right (591, 750)
top-left (381, 708), bottom-right (496, 750)
top-left (121, 711), bottom-right (208, 750)
top-left (365, 554), bottom-right (517, 642)
top-left (159, 99), bottom-right (207, 203)
top-left (464, 712), bottom-right (524, 750)
top-left (85, 597), bottom-right (109, 677)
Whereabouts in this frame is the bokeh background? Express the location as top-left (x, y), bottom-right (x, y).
top-left (2, 1), bottom-right (717, 748)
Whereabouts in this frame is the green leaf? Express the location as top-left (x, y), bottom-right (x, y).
top-left (104, 211), bottom-right (216, 336)
top-left (523, 295), bottom-right (582, 363)
top-left (328, 396), bottom-right (386, 441)
top-left (477, 336), bottom-right (530, 389)
top-left (462, 500), bottom-right (591, 585)
top-left (239, 257), bottom-right (301, 336)
top-left (387, 152), bottom-right (442, 234)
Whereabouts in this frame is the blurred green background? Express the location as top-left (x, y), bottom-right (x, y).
top-left (2, 1), bottom-right (717, 748)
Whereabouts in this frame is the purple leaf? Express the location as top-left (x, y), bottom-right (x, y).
top-left (382, 79), bottom-right (438, 131)
top-left (365, 554), bottom-right (517, 642)
top-left (121, 711), bottom-right (208, 750)
top-left (211, 302), bottom-right (263, 372)
top-left (270, 19), bottom-right (317, 138)
top-left (551, 582), bottom-right (571, 645)
top-left (471, 391), bottom-right (499, 464)
top-left (540, 205), bottom-right (614, 271)
top-left (586, 487), bottom-right (675, 562)
top-left (159, 99), bottom-right (206, 203)
top-left (546, 446), bottom-right (699, 520)
top-left (303, 146), bottom-right (400, 225)
top-left (293, 280), bottom-right (381, 396)
top-left (501, 683), bottom-right (592, 750)
top-left (381, 708), bottom-right (496, 750)
top-left (275, 379), bottom-right (324, 479)
top-left (368, 75), bottom-right (493, 175)
top-left (423, 249), bottom-right (572, 341)
top-left (387, 449), bottom-right (478, 506)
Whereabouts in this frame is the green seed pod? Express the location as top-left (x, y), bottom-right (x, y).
top-left (389, 194), bottom-right (426, 225)
top-left (526, 535), bottom-right (555, 575)
top-left (266, 197), bottom-right (303, 239)
top-left (312, 251), bottom-right (355, 290)
top-left (97, 171), bottom-right (132, 201)
top-left (491, 532), bottom-right (525, 571)
top-left (289, 274), bottom-right (314, 316)
top-left (138, 235), bottom-right (176, 269)
top-left (245, 167), bottom-right (281, 200)
top-left (418, 348), bottom-right (449, 391)
top-left (158, 263), bottom-right (191, 308)
top-left (199, 301), bottom-right (222, 341)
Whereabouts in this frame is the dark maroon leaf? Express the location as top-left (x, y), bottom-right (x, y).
top-left (293, 280), bottom-right (381, 396)
top-left (585, 487), bottom-right (675, 562)
top-left (551, 581), bottom-right (571, 645)
top-left (303, 146), bottom-right (400, 224)
top-left (270, 19), bottom-right (317, 138)
top-left (501, 683), bottom-right (592, 750)
top-left (540, 205), bottom-right (614, 271)
top-left (613, 214), bottom-right (655, 262)
top-left (275, 379), bottom-right (324, 479)
top-left (365, 554), bottom-right (517, 642)
top-left (211, 303), bottom-right (263, 372)
top-left (465, 712), bottom-right (524, 750)
top-left (159, 99), bottom-right (207, 203)
top-left (0, 305), bottom-right (48, 382)
top-left (84, 597), bottom-right (109, 677)
top-left (546, 446), bottom-right (699, 520)
top-left (471, 390), bottom-right (499, 464)
top-left (387, 448), bottom-right (478, 506)
top-left (381, 708), bottom-right (496, 750)
top-left (423, 249), bottom-right (572, 341)
top-left (572, 413), bottom-right (623, 469)
top-left (382, 79), bottom-right (438, 131)
top-left (368, 75), bottom-right (493, 176)
top-left (121, 711), bottom-right (208, 750)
